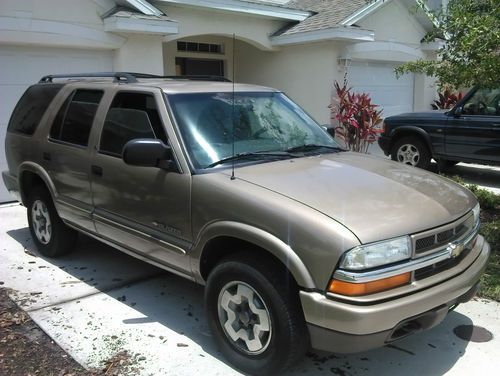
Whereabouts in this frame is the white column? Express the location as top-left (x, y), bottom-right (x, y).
top-left (113, 35), bottom-right (164, 75)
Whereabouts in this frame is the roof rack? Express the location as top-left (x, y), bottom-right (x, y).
top-left (39, 72), bottom-right (231, 83)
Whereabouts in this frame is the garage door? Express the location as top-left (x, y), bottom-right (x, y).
top-left (347, 61), bottom-right (414, 118)
top-left (0, 45), bottom-right (113, 202)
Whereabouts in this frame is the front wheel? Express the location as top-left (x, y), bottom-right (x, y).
top-left (205, 255), bottom-right (308, 375)
top-left (391, 136), bottom-right (431, 169)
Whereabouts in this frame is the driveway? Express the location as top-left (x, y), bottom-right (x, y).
top-left (0, 203), bottom-right (499, 375)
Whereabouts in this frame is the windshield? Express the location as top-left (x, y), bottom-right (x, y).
top-left (167, 92), bottom-right (340, 169)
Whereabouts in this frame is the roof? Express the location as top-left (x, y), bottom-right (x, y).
top-left (275, 0), bottom-right (368, 36)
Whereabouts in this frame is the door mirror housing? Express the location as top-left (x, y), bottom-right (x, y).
top-left (122, 139), bottom-right (175, 170)
top-left (453, 106), bottom-right (463, 118)
top-left (321, 125), bottom-right (336, 138)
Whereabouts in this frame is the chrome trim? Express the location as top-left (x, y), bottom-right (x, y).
top-left (333, 221), bottom-right (480, 283)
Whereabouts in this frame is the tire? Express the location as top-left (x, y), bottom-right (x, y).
top-left (27, 186), bottom-right (77, 257)
top-left (391, 136), bottom-right (431, 169)
top-left (205, 254), bottom-right (308, 375)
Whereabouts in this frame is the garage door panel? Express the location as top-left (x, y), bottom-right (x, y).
top-left (348, 61), bottom-right (414, 118)
top-left (0, 45), bottom-right (113, 202)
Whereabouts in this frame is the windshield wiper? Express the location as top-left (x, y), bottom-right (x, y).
top-left (206, 151), bottom-right (292, 168)
top-left (285, 144), bottom-right (345, 153)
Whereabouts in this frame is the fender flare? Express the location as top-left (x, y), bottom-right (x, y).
top-left (390, 126), bottom-right (434, 155)
top-left (192, 221), bottom-right (316, 289)
top-left (17, 162), bottom-right (57, 205)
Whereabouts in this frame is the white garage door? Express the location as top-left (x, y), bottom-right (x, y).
top-left (0, 45), bottom-right (113, 202)
top-left (347, 61), bottom-right (414, 118)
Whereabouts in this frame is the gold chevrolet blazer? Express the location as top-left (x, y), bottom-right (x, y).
top-left (2, 73), bottom-right (490, 375)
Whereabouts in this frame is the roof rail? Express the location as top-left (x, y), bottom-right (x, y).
top-left (39, 72), bottom-right (231, 83)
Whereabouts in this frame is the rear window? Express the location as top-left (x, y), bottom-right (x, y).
top-left (7, 84), bottom-right (64, 135)
top-left (50, 89), bottom-right (104, 147)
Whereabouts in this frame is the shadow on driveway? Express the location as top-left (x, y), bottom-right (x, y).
top-left (6, 227), bottom-right (474, 376)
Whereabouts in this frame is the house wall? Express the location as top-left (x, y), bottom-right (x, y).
top-left (234, 40), bottom-right (341, 125)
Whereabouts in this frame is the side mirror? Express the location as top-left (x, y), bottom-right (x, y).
top-left (122, 139), bottom-right (175, 170)
top-left (453, 106), bottom-right (463, 118)
top-left (321, 125), bottom-right (336, 138)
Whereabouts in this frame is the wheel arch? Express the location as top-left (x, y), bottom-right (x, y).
top-left (18, 162), bottom-right (57, 205)
top-left (390, 127), bottom-right (434, 156)
top-left (193, 221), bottom-right (316, 290)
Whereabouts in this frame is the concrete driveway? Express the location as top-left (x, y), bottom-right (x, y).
top-left (1, 203), bottom-right (499, 376)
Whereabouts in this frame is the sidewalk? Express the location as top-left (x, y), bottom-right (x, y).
top-left (1, 203), bottom-right (499, 375)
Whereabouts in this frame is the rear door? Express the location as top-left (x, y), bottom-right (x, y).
top-left (43, 87), bottom-right (104, 230)
top-left (445, 88), bottom-right (500, 163)
top-left (89, 88), bottom-right (192, 275)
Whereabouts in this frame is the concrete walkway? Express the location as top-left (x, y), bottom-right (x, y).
top-left (1, 203), bottom-right (499, 375)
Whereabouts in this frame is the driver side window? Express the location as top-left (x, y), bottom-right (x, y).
top-left (462, 88), bottom-right (500, 116)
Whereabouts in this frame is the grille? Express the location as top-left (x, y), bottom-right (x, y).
top-left (413, 214), bottom-right (475, 255)
top-left (414, 247), bottom-right (471, 280)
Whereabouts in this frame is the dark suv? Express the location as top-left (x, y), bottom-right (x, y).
top-left (378, 87), bottom-right (500, 169)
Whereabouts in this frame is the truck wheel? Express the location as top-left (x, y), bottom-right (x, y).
top-left (391, 136), bottom-right (431, 169)
top-left (27, 186), bottom-right (77, 257)
top-left (205, 254), bottom-right (308, 375)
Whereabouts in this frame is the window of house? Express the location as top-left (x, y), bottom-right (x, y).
top-left (49, 89), bottom-right (103, 146)
top-left (177, 41), bottom-right (224, 54)
top-left (99, 92), bottom-right (167, 157)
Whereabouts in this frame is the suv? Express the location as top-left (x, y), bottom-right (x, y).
top-left (3, 73), bottom-right (490, 375)
top-left (378, 87), bottom-right (500, 170)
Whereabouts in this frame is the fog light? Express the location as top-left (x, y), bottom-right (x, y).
top-left (328, 272), bottom-right (411, 296)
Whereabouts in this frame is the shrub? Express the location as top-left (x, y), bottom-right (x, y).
top-left (431, 88), bottom-right (464, 110)
top-left (329, 81), bottom-right (383, 153)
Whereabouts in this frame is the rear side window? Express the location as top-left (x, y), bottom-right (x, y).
top-left (50, 90), bottom-right (103, 147)
top-left (8, 84), bottom-right (64, 135)
top-left (99, 92), bottom-right (167, 156)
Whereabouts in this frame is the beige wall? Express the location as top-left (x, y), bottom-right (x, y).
top-left (359, 0), bottom-right (426, 46)
top-left (234, 40), bottom-right (341, 124)
top-left (114, 35), bottom-right (165, 75)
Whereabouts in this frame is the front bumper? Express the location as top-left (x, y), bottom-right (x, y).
top-left (301, 237), bottom-right (490, 353)
top-left (377, 135), bottom-right (391, 156)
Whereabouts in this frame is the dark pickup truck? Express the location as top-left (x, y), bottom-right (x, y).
top-left (378, 87), bottom-right (500, 169)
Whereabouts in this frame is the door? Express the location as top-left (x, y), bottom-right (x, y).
top-left (0, 45), bottom-right (112, 202)
top-left (45, 88), bottom-right (105, 230)
top-left (445, 88), bottom-right (500, 163)
top-left (90, 90), bottom-right (192, 274)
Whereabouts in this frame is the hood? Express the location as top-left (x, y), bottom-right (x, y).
top-left (224, 152), bottom-right (476, 244)
top-left (386, 110), bottom-right (449, 121)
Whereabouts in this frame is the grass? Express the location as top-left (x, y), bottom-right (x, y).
top-left (443, 174), bottom-right (500, 301)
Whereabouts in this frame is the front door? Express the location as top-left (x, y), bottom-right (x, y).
top-left (445, 88), bottom-right (500, 163)
top-left (90, 89), bottom-right (192, 274)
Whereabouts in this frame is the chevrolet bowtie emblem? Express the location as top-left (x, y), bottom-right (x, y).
top-left (448, 243), bottom-right (465, 258)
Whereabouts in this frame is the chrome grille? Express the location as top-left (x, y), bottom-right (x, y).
top-left (412, 213), bottom-right (475, 256)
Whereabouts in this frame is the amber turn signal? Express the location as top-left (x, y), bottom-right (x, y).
top-left (328, 272), bottom-right (411, 296)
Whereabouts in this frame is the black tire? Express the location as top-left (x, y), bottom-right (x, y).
top-left (27, 186), bottom-right (77, 257)
top-left (205, 254), bottom-right (308, 375)
top-left (391, 136), bottom-right (431, 169)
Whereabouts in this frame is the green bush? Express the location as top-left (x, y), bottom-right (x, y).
top-left (482, 221), bottom-right (500, 247)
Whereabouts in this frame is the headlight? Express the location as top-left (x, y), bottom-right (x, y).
top-left (340, 236), bottom-right (412, 271)
top-left (472, 203), bottom-right (480, 225)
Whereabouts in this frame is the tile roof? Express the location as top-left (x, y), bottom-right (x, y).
top-left (275, 0), bottom-right (368, 36)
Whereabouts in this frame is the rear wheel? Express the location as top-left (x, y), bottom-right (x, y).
top-left (391, 136), bottom-right (431, 169)
top-left (205, 254), bottom-right (308, 375)
top-left (27, 186), bottom-right (77, 257)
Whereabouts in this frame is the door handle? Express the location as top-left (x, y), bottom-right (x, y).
top-left (42, 152), bottom-right (51, 161)
top-left (91, 165), bottom-right (103, 176)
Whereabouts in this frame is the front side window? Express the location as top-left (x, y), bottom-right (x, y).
top-left (50, 89), bottom-right (103, 146)
top-left (99, 92), bottom-right (167, 156)
top-left (462, 88), bottom-right (500, 116)
top-left (168, 92), bottom-right (340, 169)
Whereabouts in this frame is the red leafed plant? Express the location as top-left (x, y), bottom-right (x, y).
top-left (432, 88), bottom-right (464, 110)
top-left (329, 81), bottom-right (383, 153)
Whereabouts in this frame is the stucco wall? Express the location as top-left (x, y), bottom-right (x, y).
top-left (234, 40), bottom-right (341, 124)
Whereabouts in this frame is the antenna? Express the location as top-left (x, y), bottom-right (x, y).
top-left (231, 33), bottom-right (236, 181)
